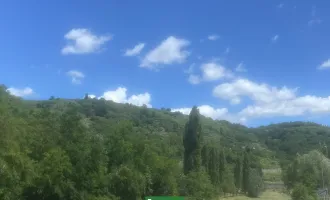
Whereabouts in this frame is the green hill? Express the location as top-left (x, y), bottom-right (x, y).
top-left (2, 84), bottom-right (330, 199)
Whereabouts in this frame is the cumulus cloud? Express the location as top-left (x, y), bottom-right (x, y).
top-left (88, 94), bottom-right (96, 99)
top-left (271, 35), bottom-right (279, 43)
top-left (185, 61), bottom-right (233, 85)
top-left (61, 28), bottom-right (112, 55)
top-left (235, 62), bottom-right (247, 72)
top-left (124, 43), bottom-right (145, 56)
top-left (208, 34), bottom-right (220, 41)
top-left (7, 87), bottom-right (34, 97)
top-left (67, 70), bottom-right (85, 84)
top-left (140, 36), bottom-right (190, 69)
top-left (319, 59), bottom-right (330, 70)
top-left (201, 62), bottom-right (233, 81)
top-left (211, 77), bottom-right (330, 120)
top-left (100, 87), bottom-right (151, 107)
top-left (171, 105), bottom-right (246, 124)
top-left (240, 95), bottom-right (330, 118)
top-left (213, 78), bottom-right (297, 105)
top-left (172, 105), bottom-right (227, 119)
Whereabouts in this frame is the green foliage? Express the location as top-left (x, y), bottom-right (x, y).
top-left (234, 157), bottom-right (242, 192)
top-left (109, 165), bottom-right (146, 200)
top-left (183, 106), bottom-right (202, 174)
top-left (222, 166), bottom-right (236, 195)
top-left (283, 150), bottom-right (330, 194)
top-left (242, 150), bottom-right (250, 193)
top-left (207, 146), bottom-right (220, 186)
top-left (0, 85), bottom-right (279, 199)
top-left (180, 170), bottom-right (215, 200)
top-left (247, 168), bottom-right (264, 198)
top-left (254, 122), bottom-right (330, 166)
top-left (291, 183), bottom-right (316, 200)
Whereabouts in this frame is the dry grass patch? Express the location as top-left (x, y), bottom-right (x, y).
top-left (218, 190), bottom-right (290, 200)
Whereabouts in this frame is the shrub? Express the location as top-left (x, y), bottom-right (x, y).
top-left (247, 168), bottom-right (264, 197)
top-left (179, 170), bottom-right (216, 200)
top-left (291, 183), bottom-right (316, 200)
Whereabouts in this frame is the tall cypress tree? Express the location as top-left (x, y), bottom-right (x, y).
top-left (201, 145), bottom-right (209, 170)
top-left (208, 147), bottom-right (220, 185)
top-left (242, 148), bottom-right (250, 193)
top-left (183, 106), bottom-right (202, 175)
top-left (234, 157), bottom-right (242, 193)
top-left (219, 149), bottom-right (226, 184)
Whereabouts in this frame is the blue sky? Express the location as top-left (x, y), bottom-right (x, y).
top-left (1, 0), bottom-right (330, 127)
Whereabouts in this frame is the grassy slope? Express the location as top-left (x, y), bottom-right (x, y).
top-left (218, 190), bottom-right (290, 200)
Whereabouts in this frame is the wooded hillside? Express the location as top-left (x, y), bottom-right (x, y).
top-left (1, 84), bottom-right (330, 199)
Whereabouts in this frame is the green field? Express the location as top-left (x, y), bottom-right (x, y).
top-left (219, 190), bottom-right (291, 200)
top-left (262, 168), bottom-right (282, 182)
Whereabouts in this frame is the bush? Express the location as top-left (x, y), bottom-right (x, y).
top-left (179, 170), bottom-right (216, 200)
top-left (291, 183), bottom-right (316, 200)
top-left (222, 167), bottom-right (236, 196)
top-left (247, 168), bottom-right (264, 197)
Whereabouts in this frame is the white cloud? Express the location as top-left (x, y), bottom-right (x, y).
top-left (235, 62), bottom-right (247, 72)
top-left (100, 87), bottom-right (151, 107)
top-left (88, 94), bottom-right (96, 99)
top-left (124, 43), bottom-right (145, 56)
top-left (127, 93), bottom-right (151, 107)
top-left (171, 105), bottom-right (246, 124)
top-left (271, 35), bottom-right (279, 43)
top-left (188, 74), bottom-right (201, 85)
top-left (67, 70), bottom-right (85, 84)
top-left (101, 87), bottom-right (127, 103)
top-left (61, 28), bottom-right (112, 55)
top-left (201, 62), bottom-right (233, 81)
top-left (208, 34), bottom-right (220, 41)
top-left (140, 36), bottom-right (190, 69)
top-left (178, 75), bottom-right (330, 123)
top-left (240, 95), bottom-right (330, 118)
top-left (172, 105), bottom-right (228, 120)
top-left (224, 47), bottom-right (230, 54)
top-left (319, 59), bottom-right (330, 69)
top-left (211, 77), bottom-right (330, 120)
top-left (185, 61), bottom-right (233, 85)
top-left (213, 78), bottom-right (297, 105)
top-left (7, 87), bottom-right (34, 97)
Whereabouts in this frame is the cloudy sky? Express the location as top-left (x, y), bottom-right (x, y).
top-left (1, 0), bottom-right (330, 126)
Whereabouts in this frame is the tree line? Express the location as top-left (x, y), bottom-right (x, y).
top-left (0, 85), bottom-right (264, 199)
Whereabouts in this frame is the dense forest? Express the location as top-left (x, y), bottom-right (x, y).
top-left (1, 84), bottom-right (330, 200)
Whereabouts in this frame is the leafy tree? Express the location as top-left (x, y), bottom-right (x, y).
top-left (219, 150), bottom-right (226, 184)
top-left (180, 170), bottom-right (215, 200)
top-left (242, 149), bottom-right (250, 193)
top-left (183, 106), bottom-right (202, 174)
top-left (291, 183), bottom-right (316, 200)
top-left (234, 157), bottom-right (242, 193)
top-left (207, 146), bottom-right (219, 186)
top-left (201, 145), bottom-right (209, 170)
top-left (247, 168), bottom-right (264, 198)
top-left (283, 150), bottom-right (330, 194)
top-left (222, 166), bottom-right (236, 196)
